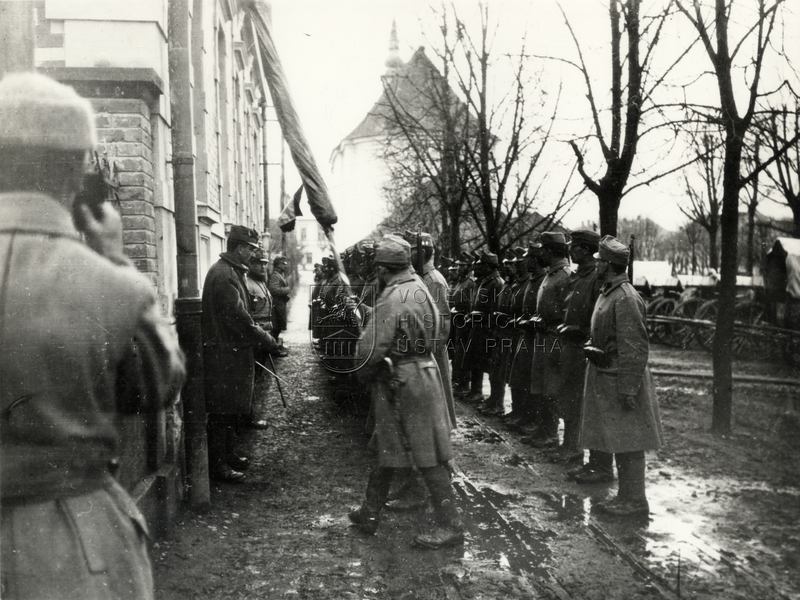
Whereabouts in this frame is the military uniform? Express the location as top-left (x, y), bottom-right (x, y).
top-left (508, 246), bottom-right (546, 428)
top-left (0, 73), bottom-right (185, 600)
top-left (247, 251), bottom-right (274, 427)
top-left (529, 234), bottom-right (571, 444)
top-left (465, 254), bottom-right (504, 402)
top-left (482, 255), bottom-right (518, 415)
top-left (448, 256), bottom-right (475, 392)
top-left (268, 257), bottom-right (291, 340)
top-left (350, 236), bottom-right (463, 548)
top-left (579, 236), bottom-right (663, 516)
top-left (202, 227), bottom-right (277, 479)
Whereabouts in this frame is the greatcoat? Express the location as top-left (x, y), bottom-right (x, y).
top-left (530, 258), bottom-right (571, 398)
top-left (465, 270), bottom-right (504, 372)
top-left (508, 271), bottom-right (545, 390)
top-left (356, 269), bottom-right (452, 469)
top-left (268, 269), bottom-right (291, 333)
top-left (0, 193), bottom-right (185, 600)
top-left (579, 273), bottom-right (663, 453)
top-left (421, 259), bottom-right (456, 428)
top-left (202, 253), bottom-right (275, 415)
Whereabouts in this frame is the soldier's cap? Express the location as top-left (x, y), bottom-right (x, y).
top-left (250, 247), bottom-right (269, 263)
top-left (596, 235), bottom-right (630, 266)
top-left (479, 252), bottom-right (499, 267)
top-left (403, 230), bottom-right (434, 248)
top-left (0, 72), bottom-right (97, 151)
top-left (273, 255), bottom-right (288, 265)
top-left (523, 237), bottom-right (543, 258)
top-left (375, 234), bottom-right (411, 266)
top-left (228, 225), bottom-right (260, 249)
top-left (569, 229), bottom-right (601, 250)
top-left (356, 239), bottom-right (375, 253)
top-left (507, 246), bottom-right (526, 262)
top-left (540, 231), bottom-right (568, 249)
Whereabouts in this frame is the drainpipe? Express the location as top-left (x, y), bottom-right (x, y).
top-left (169, 0), bottom-right (210, 509)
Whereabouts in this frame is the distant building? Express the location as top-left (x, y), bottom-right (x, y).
top-left (295, 215), bottom-right (329, 269)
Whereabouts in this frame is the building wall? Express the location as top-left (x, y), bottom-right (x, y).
top-left (329, 137), bottom-right (389, 247)
top-left (32, 0), bottom-right (275, 535)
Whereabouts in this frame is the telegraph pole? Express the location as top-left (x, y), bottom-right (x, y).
top-left (0, 1), bottom-right (36, 76)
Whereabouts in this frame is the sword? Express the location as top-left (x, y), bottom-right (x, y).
top-left (254, 358), bottom-right (288, 408)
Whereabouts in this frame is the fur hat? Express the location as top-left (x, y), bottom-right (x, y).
top-left (0, 72), bottom-right (96, 150)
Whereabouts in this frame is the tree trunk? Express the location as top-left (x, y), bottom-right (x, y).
top-left (708, 225), bottom-right (719, 271)
top-left (448, 204), bottom-right (461, 258)
top-left (746, 202), bottom-right (757, 275)
top-left (711, 139), bottom-right (742, 435)
top-left (598, 193), bottom-right (622, 236)
top-left (791, 198), bottom-right (800, 238)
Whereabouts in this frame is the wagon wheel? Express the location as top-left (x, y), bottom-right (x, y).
top-left (783, 332), bottom-right (800, 367)
top-left (732, 300), bottom-right (768, 359)
top-left (694, 299), bottom-right (718, 351)
top-left (649, 297), bottom-right (678, 345)
top-left (671, 296), bottom-right (706, 349)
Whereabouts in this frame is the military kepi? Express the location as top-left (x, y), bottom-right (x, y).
top-left (598, 234), bottom-right (630, 266)
top-left (570, 229), bottom-right (601, 250)
top-left (540, 231), bottom-right (567, 249)
top-left (228, 225), bottom-right (260, 248)
top-left (375, 234), bottom-right (411, 266)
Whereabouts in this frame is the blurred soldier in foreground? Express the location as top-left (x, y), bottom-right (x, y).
top-left (268, 255), bottom-right (292, 355)
top-left (203, 225), bottom-right (278, 482)
top-left (0, 72), bottom-right (185, 600)
top-left (556, 231), bottom-right (602, 467)
top-left (349, 236), bottom-right (464, 549)
top-left (579, 236), bottom-right (663, 516)
top-left (246, 247), bottom-right (274, 429)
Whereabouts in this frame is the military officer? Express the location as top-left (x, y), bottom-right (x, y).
top-left (525, 232), bottom-right (572, 448)
top-left (203, 225), bottom-right (278, 482)
top-left (0, 72), bottom-right (185, 600)
top-left (579, 235), bottom-right (663, 515)
top-left (268, 255), bottom-right (292, 353)
top-left (555, 230), bottom-right (602, 466)
top-left (507, 240), bottom-right (547, 431)
top-left (349, 235), bottom-right (464, 548)
top-left (247, 247), bottom-right (274, 430)
top-left (464, 253), bottom-right (505, 405)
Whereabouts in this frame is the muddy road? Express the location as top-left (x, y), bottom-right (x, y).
top-left (155, 278), bottom-right (800, 599)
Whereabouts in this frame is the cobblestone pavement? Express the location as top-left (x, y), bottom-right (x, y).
top-left (155, 272), bottom-right (800, 600)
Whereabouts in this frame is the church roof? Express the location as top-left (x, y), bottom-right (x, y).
top-left (340, 47), bottom-right (469, 144)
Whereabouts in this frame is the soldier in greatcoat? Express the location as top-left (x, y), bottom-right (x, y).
top-left (246, 247), bottom-right (274, 430)
top-left (449, 252), bottom-right (476, 396)
top-left (480, 251), bottom-right (520, 416)
top-left (556, 230), bottom-right (602, 467)
top-left (464, 253), bottom-right (505, 405)
top-left (0, 72), bottom-right (185, 600)
top-left (525, 232), bottom-right (572, 447)
top-left (349, 236), bottom-right (464, 549)
top-left (268, 255), bottom-right (292, 354)
top-left (507, 241), bottom-right (546, 432)
top-left (202, 225), bottom-right (278, 482)
top-left (579, 235), bottom-right (663, 516)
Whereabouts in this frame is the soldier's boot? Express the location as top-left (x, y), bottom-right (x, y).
top-left (527, 395), bottom-right (559, 448)
top-left (463, 370), bottom-right (484, 404)
top-left (413, 465), bottom-right (465, 549)
top-left (503, 387), bottom-right (525, 424)
top-left (385, 468), bottom-right (429, 512)
top-left (484, 377), bottom-right (506, 416)
top-left (350, 467), bottom-right (393, 534)
top-left (570, 450), bottom-right (614, 482)
top-left (599, 452), bottom-right (649, 516)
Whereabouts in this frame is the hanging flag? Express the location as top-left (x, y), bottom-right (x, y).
top-left (277, 185), bottom-right (304, 232)
top-left (245, 1), bottom-right (338, 231)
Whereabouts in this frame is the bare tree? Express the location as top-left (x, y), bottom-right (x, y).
top-left (762, 103), bottom-right (800, 236)
top-left (679, 130), bottom-right (722, 270)
top-left (549, 0), bottom-right (695, 235)
top-left (676, 0), bottom-right (799, 434)
top-left (379, 4), bottom-right (571, 256)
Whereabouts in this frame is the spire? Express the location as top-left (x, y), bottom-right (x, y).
top-left (385, 20), bottom-right (402, 72)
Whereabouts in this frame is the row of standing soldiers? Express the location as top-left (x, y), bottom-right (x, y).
top-left (327, 229), bottom-right (662, 519)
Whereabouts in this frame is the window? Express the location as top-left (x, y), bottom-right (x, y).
top-left (300, 227), bottom-right (307, 242)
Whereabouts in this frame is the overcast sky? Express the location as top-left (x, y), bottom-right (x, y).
top-left (267, 0), bottom-right (799, 241)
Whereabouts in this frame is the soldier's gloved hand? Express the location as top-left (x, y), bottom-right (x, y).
top-left (618, 393), bottom-right (638, 411)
